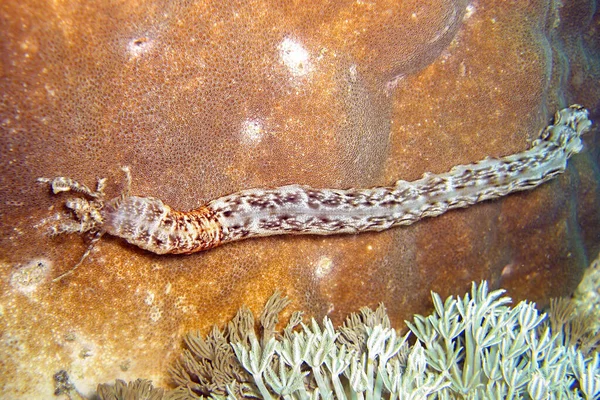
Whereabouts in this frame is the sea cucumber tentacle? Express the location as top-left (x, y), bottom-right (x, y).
top-left (39, 105), bottom-right (592, 259)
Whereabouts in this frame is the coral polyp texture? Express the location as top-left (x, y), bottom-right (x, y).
top-left (0, 0), bottom-right (599, 398)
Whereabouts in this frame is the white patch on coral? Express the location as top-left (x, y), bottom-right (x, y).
top-left (144, 290), bottom-right (155, 305)
top-left (149, 305), bottom-right (162, 322)
top-left (241, 118), bottom-right (264, 144)
top-left (9, 258), bottom-right (51, 295)
top-left (348, 64), bottom-right (358, 83)
top-left (127, 36), bottom-right (153, 59)
top-left (144, 290), bottom-right (162, 322)
top-left (278, 37), bottom-right (312, 77)
top-left (464, 4), bottom-right (476, 20)
top-left (314, 256), bottom-right (333, 279)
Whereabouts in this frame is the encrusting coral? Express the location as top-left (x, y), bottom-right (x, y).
top-left (94, 282), bottom-right (600, 399)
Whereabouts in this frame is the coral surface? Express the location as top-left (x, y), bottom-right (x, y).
top-left (0, 0), bottom-right (599, 397)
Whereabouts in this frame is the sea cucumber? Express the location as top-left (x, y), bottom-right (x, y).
top-left (39, 105), bottom-right (592, 259)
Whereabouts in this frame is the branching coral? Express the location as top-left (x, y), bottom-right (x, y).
top-left (96, 283), bottom-right (599, 399)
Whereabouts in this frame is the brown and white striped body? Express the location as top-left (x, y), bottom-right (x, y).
top-left (90, 105), bottom-right (591, 255)
top-left (101, 197), bottom-right (223, 254)
top-left (40, 105), bottom-right (591, 258)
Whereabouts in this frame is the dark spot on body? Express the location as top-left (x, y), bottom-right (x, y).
top-left (284, 194), bottom-right (300, 204)
top-left (507, 163), bottom-right (523, 172)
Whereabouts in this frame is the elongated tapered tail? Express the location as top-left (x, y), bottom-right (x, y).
top-left (204, 105), bottom-right (591, 247)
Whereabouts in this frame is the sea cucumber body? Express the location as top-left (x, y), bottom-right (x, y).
top-left (93, 105), bottom-right (590, 254)
top-left (102, 196), bottom-right (223, 254)
top-left (208, 106), bottom-right (590, 243)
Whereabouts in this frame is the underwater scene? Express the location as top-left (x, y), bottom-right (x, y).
top-left (0, 0), bottom-right (599, 398)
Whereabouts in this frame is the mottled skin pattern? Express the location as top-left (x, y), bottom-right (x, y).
top-left (42, 106), bottom-right (590, 256)
top-left (103, 197), bottom-right (222, 254)
top-left (209, 106), bottom-right (591, 243)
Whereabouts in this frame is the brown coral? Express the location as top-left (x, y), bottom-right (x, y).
top-left (0, 0), bottom-right (598, 397)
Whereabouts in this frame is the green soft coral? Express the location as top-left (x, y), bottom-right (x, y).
top-left (96, 282), bottom-right (599, 400)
